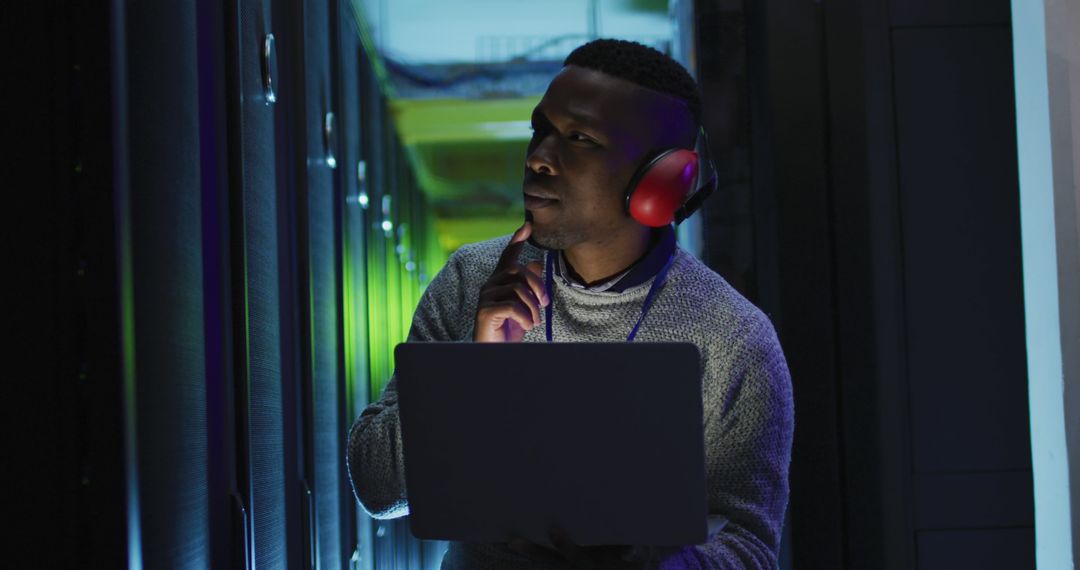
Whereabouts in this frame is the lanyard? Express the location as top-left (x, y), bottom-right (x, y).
top-left (544, 249), bottom-right (676, 343)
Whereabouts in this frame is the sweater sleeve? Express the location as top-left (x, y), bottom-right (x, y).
top-left (345, 248), bottom-right (475, 519)
top-left (655, 316), bottom-right (794, 570)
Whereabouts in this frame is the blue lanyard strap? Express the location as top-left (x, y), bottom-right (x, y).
top-left (545, 251), bottom-right (556, 342)
top-left (544, 249), bottom-right (676, 342)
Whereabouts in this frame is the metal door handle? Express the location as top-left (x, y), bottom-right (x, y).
top-left (262, 33), bottom-right (277, 105)
top-left (355, 160), bottom-right (369, 208)
top-left (324, 111), bottom-right (337, 168)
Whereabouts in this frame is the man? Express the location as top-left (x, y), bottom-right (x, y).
top-left (347, 39), bottom-right (793, 569)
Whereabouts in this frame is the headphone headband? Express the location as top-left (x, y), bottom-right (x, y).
top-left (676, 127), bottom-right (718, 224)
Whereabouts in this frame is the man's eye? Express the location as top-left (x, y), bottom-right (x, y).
top-left (569, 132), bottom-right (595, 144)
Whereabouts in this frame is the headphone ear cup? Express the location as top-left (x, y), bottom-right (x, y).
top-left (626, 149), bottom-right (699, 227)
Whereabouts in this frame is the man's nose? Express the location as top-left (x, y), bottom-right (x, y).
top-left (525, 136), bottom-right (558, 176)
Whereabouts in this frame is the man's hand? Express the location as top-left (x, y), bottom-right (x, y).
top-left (474, 222), bottom-right (549, 342)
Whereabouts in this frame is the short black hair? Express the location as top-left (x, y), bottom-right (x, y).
top-left (563, 38), bottom-right (702, 125)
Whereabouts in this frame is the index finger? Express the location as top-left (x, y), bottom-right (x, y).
top-left (496, 222), bottom-right (532, 271)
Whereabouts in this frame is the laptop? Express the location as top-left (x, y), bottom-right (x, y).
top-left (394, 341), bottom-right (710, 547)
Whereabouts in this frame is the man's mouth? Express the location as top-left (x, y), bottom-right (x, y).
top-left (523, 192), bottom-right (559, 210)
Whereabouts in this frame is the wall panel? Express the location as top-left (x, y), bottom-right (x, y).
top-left (892, 26), bottom-right (1029, 472)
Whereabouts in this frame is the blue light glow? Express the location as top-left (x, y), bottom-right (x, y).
top-left (1011, 0), bottom-right (1075, 566)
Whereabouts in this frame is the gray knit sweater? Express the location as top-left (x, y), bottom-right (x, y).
top-left (347, 235), bottom-right (794, 569)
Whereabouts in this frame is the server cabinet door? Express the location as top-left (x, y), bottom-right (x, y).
top-left (225, 0), bottom-right (291, 568)
top-left (300, 0), bottom-right (346, 567)
top-left (332, 4), bottom-right (375, 568)
top-left (124, 2), bottom-right (211, 567)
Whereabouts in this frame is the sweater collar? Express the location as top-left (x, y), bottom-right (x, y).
top-left (553, 224), bottom-right (677, 293)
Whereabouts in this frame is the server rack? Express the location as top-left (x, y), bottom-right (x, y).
top-left (332, 3), bottom-right (375, 567)
top-left (288, 0), bottom-right (348, 567)
top-left (17, 1), bottom-right (447, 567)
top-left (124, 1), bottom-right (213, 567)
top-left (221, 0), bottom-right (298, 567)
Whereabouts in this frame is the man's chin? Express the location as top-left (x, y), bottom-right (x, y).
top-left (526, 225), bottom-right (573, 251)
top-left (526, 234), bottom-right (556, 250)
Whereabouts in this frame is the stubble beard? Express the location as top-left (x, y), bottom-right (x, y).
top-left (528, 219), bottom-right (587, 251)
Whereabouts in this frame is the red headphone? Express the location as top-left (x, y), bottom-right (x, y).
top-left (624, 129), bottom-right (717, 227)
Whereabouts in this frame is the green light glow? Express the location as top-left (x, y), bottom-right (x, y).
top-left (367, 210), bottom-right (389, 396)
top-left (364, 166), bottom-right (446, 399)
top-left (435, 216), bottom-right (522, 254)
top-left (343, 207), bottom-right (367, 419)
top-left (391, 98), bottom-right (540, 146)
top-left (120, 173), bottom-right (142, 570)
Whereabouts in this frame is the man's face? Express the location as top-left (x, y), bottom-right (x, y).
top-left (523, 65), bottom-right (694, 250)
